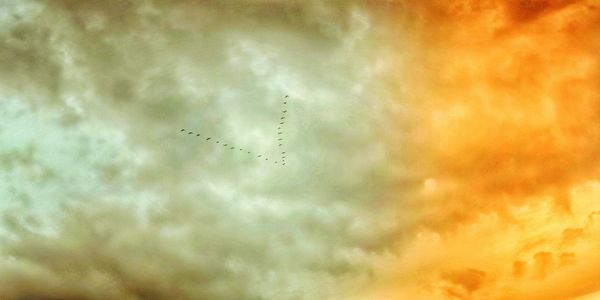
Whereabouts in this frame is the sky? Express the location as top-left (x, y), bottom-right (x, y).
top-left (0, 1), bottom-right (599, 299)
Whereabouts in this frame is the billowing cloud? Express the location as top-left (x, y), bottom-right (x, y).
top-left (0, 1), bottom-right (388, 299)
top-left (3, 1), bottom-right (600, 299)
top-left (363, 1), bottom-right (600, 299)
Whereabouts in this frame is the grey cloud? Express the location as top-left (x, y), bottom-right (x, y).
top-left (0, 1), bottom-right (389, 299)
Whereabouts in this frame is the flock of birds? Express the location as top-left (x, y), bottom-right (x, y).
top-left (180, 95), bottom-right (289, 166)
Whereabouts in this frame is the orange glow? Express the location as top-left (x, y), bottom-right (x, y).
top-left (367, 1), bottom-right (600, 299)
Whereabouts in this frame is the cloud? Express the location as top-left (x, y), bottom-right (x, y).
top-left (0, 1), bottom-right (388, 299)
top-left (361, 1), bottom-right (600, 299)
top-left (4, 1), bottom-right (599, 299)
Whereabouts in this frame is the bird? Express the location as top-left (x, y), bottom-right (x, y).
top-left (177, 96), bottom-right (291, 163)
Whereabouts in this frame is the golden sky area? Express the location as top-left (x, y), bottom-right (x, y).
top-left (0, 1), bottom-right (599, 300)
top-left (363, 0), bottom-right (600, 299)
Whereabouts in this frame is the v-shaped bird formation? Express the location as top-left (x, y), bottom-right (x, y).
top-left (180, 95), bottom-right (289, 166)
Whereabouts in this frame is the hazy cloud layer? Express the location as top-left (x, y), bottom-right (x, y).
top-left (363, 1), bottom-right (600, 299)
top-left (0, 1), bottom-right (389, 299)
top-left (4, 1), bottom-right (596, 299)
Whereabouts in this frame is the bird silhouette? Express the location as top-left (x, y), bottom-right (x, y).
top-left (180, 94), bottom-right (291, 164)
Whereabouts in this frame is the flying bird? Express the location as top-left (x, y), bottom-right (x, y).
top-left (179, 93), bottom-right (292, 163)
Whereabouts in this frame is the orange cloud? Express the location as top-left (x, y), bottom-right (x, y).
top-left (364, 1), bottom-right (600, 299)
